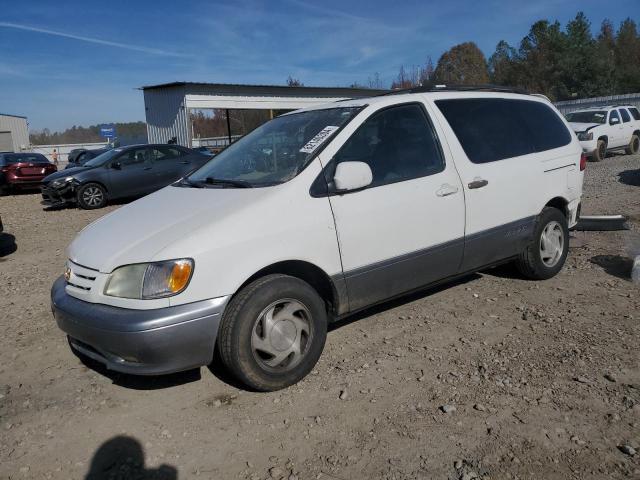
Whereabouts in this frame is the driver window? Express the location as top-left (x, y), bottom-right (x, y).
top-left (332, 103), bottom-right (444, 188)
top-left (609, 110), bottom-right (620, 125)
top-left (119, 148), bottom-right (152, 166)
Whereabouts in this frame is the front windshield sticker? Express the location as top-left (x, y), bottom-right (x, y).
top-left (299, 126), bottom-right (339, 154)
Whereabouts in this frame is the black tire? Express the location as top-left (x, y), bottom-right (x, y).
top-left (625, 134), bottom-right (639, 155)
top-left (0, 184), bottom-right (8, 196)
top-left (593, 139), bottom-right (606, 162)
top-left (515, 207), bottom-right (569, 280)
top-left (217, 274), bottom-right (327, 391)
top-left (76, 183), bottom-right (107, 209)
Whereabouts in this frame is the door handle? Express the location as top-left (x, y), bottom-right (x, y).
top-left (143, 166), bottom-right (152, 170)
top-left (468, 178), bottom-right (488, 189)
top-left (436, 184), bottom-right (459, 197)
top-left (180, 160), bottom-right (190, 164)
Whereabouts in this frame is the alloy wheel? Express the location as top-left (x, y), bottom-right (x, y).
top-left (82, 186), bottom-right (103, 207)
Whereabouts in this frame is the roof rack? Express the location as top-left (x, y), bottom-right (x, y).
top-left (382, 84), bottom-right (529, 96)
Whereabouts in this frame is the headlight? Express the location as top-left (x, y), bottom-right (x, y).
top-left (104, 259), bottom-right (194, 299)
top-left (577, 131), bottom-right (593, 141)
top-left (51, 176), bottom-right (75, 188)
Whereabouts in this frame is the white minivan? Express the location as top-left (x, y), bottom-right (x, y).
top-left (52, 87), bottom-right (585, 391)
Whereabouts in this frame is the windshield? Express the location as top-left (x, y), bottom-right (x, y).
top-left (566, 111), bottom-right (607, 124)
top-left (186, 106), bottom-right (362, 187)
top-left (83, 148), bottom-right (122, 167)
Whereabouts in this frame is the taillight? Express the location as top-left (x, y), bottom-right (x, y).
top-left (579, 153), bottom-right (587, 171)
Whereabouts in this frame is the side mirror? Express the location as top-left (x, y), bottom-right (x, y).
top-left (333, 161), bottom-right (373, 192)
top-left (610, 117), bottom-right (620, 125)
top-left (111, 161), bottom-right (121, 170)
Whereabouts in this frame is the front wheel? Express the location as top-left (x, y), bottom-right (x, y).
top-left (593, 139), bottom-right (607, 162)
top-left (77, 183), bottom-right (107, 209)
top-left (217, 274), bottom-right (327, 391)
top-left (625, 134), bottom-right (639, 155)
top-left (515, 207), bottom-right (569, 280)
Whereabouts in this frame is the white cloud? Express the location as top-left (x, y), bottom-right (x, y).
top-left (0, 22), bottom-right (190, 57)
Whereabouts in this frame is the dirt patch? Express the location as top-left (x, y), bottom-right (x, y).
top-left (1, 154), bottom-right (639, 480)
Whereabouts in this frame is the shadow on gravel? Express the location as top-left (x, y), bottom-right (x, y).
top-left (85, 435), bottom-right (177, 480)
top-left (329, 273), bottom-right (481, 332)
top-left (590, 254), bottom-right (633, 280)
top-left (73, 350), bottom-right (201, 390)
top-left (0, 233), bottom-right (17, 257)
top-left (619, 169), bottom-right (640, 187)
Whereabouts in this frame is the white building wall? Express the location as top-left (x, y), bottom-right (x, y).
top-left (0, 114), bottom-right (29, 152)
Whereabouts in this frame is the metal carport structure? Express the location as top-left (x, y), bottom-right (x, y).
top-left (140, 82), bottom-right (387, 148)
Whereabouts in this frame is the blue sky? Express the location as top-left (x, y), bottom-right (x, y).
top-left (0, 0), bottom-right (637, 131)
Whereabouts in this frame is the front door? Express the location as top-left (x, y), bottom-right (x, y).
top-left (324, 102), bottom-right (465, 311)
top-left (107, 147), bottom-right (155, 199)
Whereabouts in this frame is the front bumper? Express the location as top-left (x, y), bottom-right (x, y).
top-left (41, 183), bottom-right (76, 207)
top-left (577, 139), bottom-right (598, 155)
top-left (51, 276), bottom-right (229, 375)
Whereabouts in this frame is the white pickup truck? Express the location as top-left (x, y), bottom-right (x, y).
top-left (566, 105), bottom-right (640, 161)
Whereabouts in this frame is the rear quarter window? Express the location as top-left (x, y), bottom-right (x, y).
top-left (629, 107), bottom-right (640, 121)
top-left (435, 98), bottom-right (572, 164)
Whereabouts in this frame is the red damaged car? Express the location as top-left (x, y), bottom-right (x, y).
top-left (0, 152), bottom-right (57, 195)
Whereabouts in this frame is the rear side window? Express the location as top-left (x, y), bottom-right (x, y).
top-left (333, 103), bottom-right (444, 188)
top-left (619, 108), bottom-right (631, 123)
top-left (435, 98), bottom-right (571, 164)
top-left (629, 107), bottom-right (640, 121)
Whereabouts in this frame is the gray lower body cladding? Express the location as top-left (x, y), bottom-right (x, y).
top-left (335, 216), bottom-right (537, 313)
top-left (51, 276), bottom-right (228, 375)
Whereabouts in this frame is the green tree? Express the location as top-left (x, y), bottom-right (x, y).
top-left (433, 42), bottom-right (490, 84)
top-left (615, 18), bottom-right (640, 93)
top-left (563, 12), bottom-right (598, 97)
top-left (517, 20), bottom-right (568, 99)
top-left (594, 19), bottom-right (617, 95)
top-left (488, 40), bottom-right (520, 86)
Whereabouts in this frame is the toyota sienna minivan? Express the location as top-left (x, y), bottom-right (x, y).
top-left (52, 86), bottom-right (585, 391)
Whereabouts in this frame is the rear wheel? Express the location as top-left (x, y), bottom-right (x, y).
top-left (77, 183), bottom-right (107, 209)
top-left (515, 207), bottom-right (569, 280)
top-left (593, 139), bottom-right (607, 162)
top-left (217, 274), bottom-right (327, 391)
top-left (0, 184), bottom-right (8, 196)
top-left (625, 134), bottom-right (639, 155)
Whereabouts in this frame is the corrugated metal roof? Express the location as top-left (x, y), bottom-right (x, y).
top-left (0, 113), bottom-right (27, 119)
top-left (139, 81), bottom-right (387, 96)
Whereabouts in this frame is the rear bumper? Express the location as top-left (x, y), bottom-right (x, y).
top-left (51, 276), bottom-right (229, 375)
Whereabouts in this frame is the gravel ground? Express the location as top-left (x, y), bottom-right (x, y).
top-left (0, 154), bottom-right (639, 480)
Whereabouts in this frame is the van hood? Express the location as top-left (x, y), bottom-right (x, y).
top-left (569, 122), bottom-right (600, 133)
top-left (68, 185), bottom-right (273, 272)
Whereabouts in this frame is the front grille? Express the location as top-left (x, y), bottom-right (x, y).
top-left (66, 261), bottom-right (98, 292)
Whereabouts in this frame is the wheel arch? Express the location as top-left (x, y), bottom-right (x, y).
top-left (545, 196), bottom-right (569, 219)
top-left (236, 260), bottom-right (345, 319)
top-left (79, 179), bottom-right (109, 194)
top-left (597, 135), bottom-right (608, 144)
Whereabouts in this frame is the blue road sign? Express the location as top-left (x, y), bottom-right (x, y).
top-left (100, 124), bottom-right (116, 138)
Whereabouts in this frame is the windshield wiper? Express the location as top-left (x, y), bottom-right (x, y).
top-left (176, 178), bottom-right (204, 188)
top-left (203, 177), bottom-right (253, 188)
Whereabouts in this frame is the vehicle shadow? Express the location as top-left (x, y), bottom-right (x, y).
top-left (85, 435), bottom-right (177, 480)
top-left (590, 254), bottom-right (633, 280)
top-left (619, 169), bottom-right (640, 187)
top-left (0, 232), bottom-right (17, 257)
top-left (73, 350), bottom-right (201, 390)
